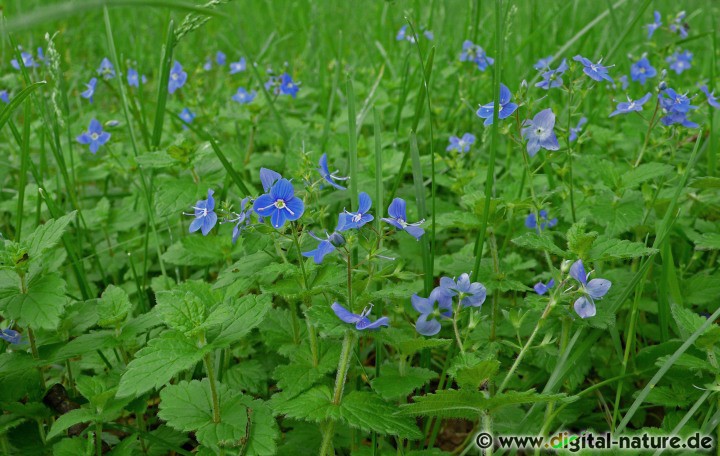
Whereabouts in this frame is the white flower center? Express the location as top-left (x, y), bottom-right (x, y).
top-left (91, 133), bottom-right (99, 140)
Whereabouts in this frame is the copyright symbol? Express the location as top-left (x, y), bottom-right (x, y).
top-left (476, 432), bottom-right (493, 449)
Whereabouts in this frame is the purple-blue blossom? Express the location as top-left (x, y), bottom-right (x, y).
top-left (279, 73), bottom-right (300, 98)
top-left (230, 58), bottom-right (247, 74)
top-left (570, 260), bottom-right (612, 319)
top-left (0, 90), bottom-right (8, 104)
top-left (337, 192), bottom-right (374, 231)
top-left (521, 108), bottom-right (560, 157)
top-left (77, 119), bottom-right (111, 154)
top-left (216, 51), bottom-right (226, 65)
top-left (317, 153), bottom-right (349, 190)
top-left (179, 108), bottom-right (195, 129)
top-left (331, 302), bottom-right (389, 331)
top-left (669, 11), bottom-right (689, 38)
top-left (534, 55), bottom-right (554, 70)
top-left (446, 133), bottom-right (475, 153)
top-left (569, 117), bottom-right (587, 142)
top-left (439, 273), bottom-right (487, 308)
top-left (97, 57), bottom-right (115, 79)
top-left (11, 51), bottom-right (37, 70)
top-left (573, 55), bottom-right (614, 83)
top-left (525, 210), bottom-right (558, 230)
top-left (253, 178), bottom-right (305, 228)
top-left (0, 328), bottom-right (21, 345)
top-left (188, 189), bottom-right (218, 236)
top-left (412, 287), bottom-right (453, 336)
top-left (381, 198), bottom-right (424, 240)
top-left (168, 61), bottom-right (187, 94)
top-left (646, 11), bottom-right (662, 39)
top-left (81, 78), bottom-right (97, 103)
top-left (534, 279), bottom-right (555, 296)
top-left (659, 88), bottom-right (698, 128)
top-left (230, 197), bottom-right (252, 244)
top-left (630, 57), bottom-right (657, 85)
top-left (700, 85), bottom-right (720, 109)
top-left (609, 93), bottom-right (651, 117)
top-left (302, 231), bottom-right (345, 264)
top-left (127, 68), bottom-right (145, 87)
top-left (535, 59), bottom-right (568, 90)
top-left (476, 83), bottom-right (518, 126)
top-left (232, 87), bottom-right (257, 104)
top-left (460, 40), bottom-right (494, 71)
top-left (666, 50), bottom-right (692, 75)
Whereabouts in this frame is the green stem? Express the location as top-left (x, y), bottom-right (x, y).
top-left (452, 299), bottom-right (465, 354)
top-left (633, 98), bottom-right (660, 167)
top-left (203, 352), bottom-right (221, 424)
top-left (95, 421), bottom-right (103, 456)
top-left (319, 332), bottom-right (356, 456)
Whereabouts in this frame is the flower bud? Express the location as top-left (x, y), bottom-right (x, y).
top-left (561, 259), bottom-right (573, 274)
top-left (328, 232), bottom-right (346, 248)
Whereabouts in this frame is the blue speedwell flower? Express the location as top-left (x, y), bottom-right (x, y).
top-left (230, 58), bottom-right (247, 74)
top-left (253, 178), bottom-right (305, 228)
top-left (179, 108), bottom-right (195, 129)
top-left (525, 210), bottom-right (558, 230)
top-left (647, 11), bottom-right (662, 39)
top-left (573, 55), bottom-right (614, 82)
top-left (570, 259), bottom-right (612, 319)
top-left (11, 50), bottom-right (38, 70)
top-left (618, 75), bottom-right (629, 90)
top-left (536, 59), bottom-right (568, 90)
top-left (534, 279), bottom-right (555, 295)
top-left (476, 83), bottom-right (518, 126)
top-left (569, 117), bottom-right (587, 142)
top-left (659, 88), bottom-right (698, 127)
top-left (439, 273), bottom-right (487, 308)
top-left (77, 119), bottom-right (110, 154)
top-left (232, 87), bottom-right (257, 104)
top-left (97, 57), bottom-right (115, 79)
top-left (279, 73), bottom-right (300, 98)
top-left (127, 68), bottom-right (146, 87)
top-left (700, 85), bottom-right (720, 109)
top-left (630, 56), bottom-right (657, 85)
top-left (446, 133), bottom-right (475, 153)
top-left (460, 40), bottom-right (494, 71)
top-left (216, 51), bottom-right (226, 66)
top-left (331, 302), bottom-right (389, 330)
top-left (259, 167), bottom-right (282, 192)
top-left (534, 55), bottom-right (554, 70)
top-left (521, 108), bottom-right (560, 157)
top-left (189, 189), bottom-right (218, 236)
top-left (609, 93), bottom-right (652, 117)
top-left (0, 90), bottom-right (8, 104)
top-left (317, 153), bottom-right (349, 190)
top-left (168, 61), bottom-right (187, 94)
top-left (203, 58), bottom-right (212, 71)
top-left (230, 197), bottom-right (252, 244)
top-left (412, 287), bottom-right (453, 336)
top-left (302, 231), bottom-right (345, 264)
top-left (382, 198), bottom-right (424, 240)
top-left (666, 50), bottom-right (692, 75)
top-left (0, 328), bottom-right (21, 345)
top-left (669, 11), bottom-right (689, 38)
top-left (338, 192), bottom-right (374, 231)
top-left (81, 78), bottom-right (97, 103)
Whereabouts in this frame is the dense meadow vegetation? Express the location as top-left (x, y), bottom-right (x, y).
top-left (1, 0), bottom-right (720, 454)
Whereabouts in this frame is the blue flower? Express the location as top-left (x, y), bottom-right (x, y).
top-left (77, 119), bottom-right (111, 154)
top-left (534, 55), bottom-right (554, 71)
top-left (302, 231), bottom-right (345, 264)
top-left (521, 108), bottom-right (560, 157)
top-left (203, 58), bottom-right (212, 71)
top-left (666, 50), bottom-right (692, 75)
top-left (609, 93), bottom-right (652, 117)
top-left (439, 273), bottom-right (487, 308)
top-left (669, 11), bottom-right (688, 38)
top-left (535, 59), bottom-right (568, 90)
top-left (0, 90), bottom-right (8, 104)
top-left (447, 133), bottom-right (475, 153)
top-left (659, 88), bottom-right (698, 127)
top-left (259, 167), bottom-right (282, 192)
top-left (525, 210), bottom-right (558, 230)
top-left (317, 153), bottom-right (349, 190)
top-left (230, 197), bottom-right (252, 244)
top-left (189, 189), bottom-right (218, 236)
top-left (253, 178), bottom-right (305, 228)
top-left (337, 192), bottom-right (374, 231)
top-left (700, 85), bottom-right (720, 109)
top-left (11, 51), bottom-right (37, 70)
top-left (216, 51), bottom-right (226, 65)
top-left (423, 30), bottom-right (434, 40)
top-left (647, 11), bottom-right (662, 39)
top-left (127, 68), bottom-right (145, 88)
top-left (534, 279), bottom-right (555, 296)
top-left (279, 73), bottom-right (300, 98)
top-left (570, 260), bottom-right (612, 319)
top-left (460, 40), bottom-right (494, 71)
top-left (230, 58), bottom-right (247, 74)
top-left (381, 198), bottom-right (424, 240)
top-left (573, 55), bottom-right (614, 82)
top-left (168, 61), bottom-right (187, 94)
top-left (618, 75), bottom-right (629, 90)
top-left (232, 87), bottom-right (257, 104)
top-left (97, 57), bottom-right (115, 79)
top-left (476, 83), bottom-right (518, 126)
top-left (396, 25), bottom-right (410, 41)
top-left (630, 57), bottom-right (657, 85)
top-left (179, 108), bottom-right (195, 129)
top-left (412, 287), bottom-right (453, 336)
top-left (0, 328), bottom-right (21, 345)
top-left (569, 117), bottom-right (587, 142)
top-left (331, 302), bottom-right (389, 331)
top-left (81, 78), bottom-right (97, 103)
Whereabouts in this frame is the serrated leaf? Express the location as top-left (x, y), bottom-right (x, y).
top-left (621, 163), bottom-right (673, 188)
top-left (116, 330), bottom-right (209, 398)
top-left (693, 233), bottom-right (720, 251)
top-left (0, 273), bottom-right (66, 330)
top-left (511, 232), bottom-right (567, 257)
top-left (270, 386), bottom-right (339, 423)
top-left (154, 281), bottom-right (218, 335)
top-left (397, 338), bottom-right (452, 356)
top-left (371, 365), bottom-right (436, 399)
top-left (46, 408), bottom-right (95, 441)
top-left (566, 222), bottom-right (598, 259)
top-left (454, 360), bottom-right (500, 390)
top-left (340, 391), bottom-right (422, 439)
top-left (25, 212), bottom-right (77, 259)
top-left (688, 176), bottom-right (720, 189)
top-left (273, 344), bottom-right (340, 397)
top-left (97, 285), bottom-right (132, 327)
top-left (210, 294), bottom-right (272, 349)
top-left (236, 396), bottom-right (280, 456)
top-left (161, 235), bottom-right (230, 267)
top-left (588, 237), bottom-right (657, 262)
top-left (593, 191), bottom-right (643, 236)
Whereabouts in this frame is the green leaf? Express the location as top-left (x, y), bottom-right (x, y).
top-left (566, 222), bottom-right (598, 259)
top-left (0, 81), bottom-right (47, 132)
top-left (511, 232), bottom-right (567, 257)
top-left (46, 408), bottom-right (95, 441)
top-left (371, 365), bottom-right (436, 400)
top-left (158, 379), bottom-right (251, 452)
top-left (340, 391), bottom-right (422, 439)
top-left (693, 233), bottom-right (720, 251)
top-left (592, 191), bottom-right (643, 236)
top-left (397, 338), bottom-right (452, 356)
top-left (270, 386), bottom-right (339, 423)
top-left (0, 273), bottom-right (67, 330)
top-left (116, 330), bottom-right (209, 398)
top-left (25, 211), bottom-right (77, 259)
top-left (161, 235), bottom-right (230, 267)
top-left (621, 162), bottom-right (673, 188)
top-left (588, 236), bottom-right (657, 262)
top-left (236, 396), bottom-right (280, 456)
top-left (273, 344), bottom-right (340, 397)
top-left (398, 389), bottom-right (575, 419)
top-left (454, 360), bottom-right (500, 390)
top-left (97, 285), bottom-right (132, 327)
top-left (209, 294), bottom-right (272, 349)
top-left (154, 281), bottom-right (219, 335)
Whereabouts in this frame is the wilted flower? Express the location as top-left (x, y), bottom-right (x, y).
top-left (476, 83), bottom-right (519, 126)
top-left (521, 108), bottom-right (560, 157)
top-left (230, 197), bottom-right (251, 244)
top-left (188, 189), bottom-right (218, 236)
top-left (77, 119), bottom-right (110, 154)
top-left (381, 198), bottom-right (424, 240)
top-left (317, 153), bottom-right (349, 190)
top-left (669, 11), bottom-right (689, 38)
top-left (573, 55), bottom-right (614, 82)
top-left (570, 260), bottom-right (611, 318)
top-left (609, 93), bottom-right (652, 117)
top-left (0, 328), bottom-right (21, 345)
top-left (331, 302), bottom-right (389, 330)
top-left (700, 85), bottom-right (720, 109)
top-left (253, 178), bottom-right (305, 228)
top-left (446, 133), bottom-right (475, 153)
top-left (337, 192), bottom-right (374, 231)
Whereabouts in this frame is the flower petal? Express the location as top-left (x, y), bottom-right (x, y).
top-left (283, 197), bottom-right (304, 221)
top-left (259, 168), bottom-right (282, 192)
top-left (253, 194), bottom-right (276, 217)
top-left (586, 278), bottom-right (611, 299)
top-left (573, 296), bottom-right (596, 318)
top-left (358, 192), bottom-right (372, 214)
top-left (357, 316), bottom-right (389, 330)
top-left (415, 314), bottom-right (441, 336)
top-left (331, 302), bottom-right (361, 324)
top-left (404, 225), bottom-right (425, 240)
top-left (387, 198), bottom-right (407, 220)
top-left (411, 294), bottom-right (434, 314)
top-left (270, 178), bottom-right (295, 201)
top-left (569, 260), bottom-right (587, 285)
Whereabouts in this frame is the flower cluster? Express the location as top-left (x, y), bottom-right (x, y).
top-left (460, 40), bottom-right (494, 71)
top-left (412, 273), bottom-right (486, 336)
top-left (659, 88), bottom-right (698, 128)
top-left (265, 73), bottom-right (300, 98)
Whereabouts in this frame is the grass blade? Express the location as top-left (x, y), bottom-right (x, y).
top-left (0, 81), bottom-right (46, 132)
top-left (151, 19), bottom-right (176, 150)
